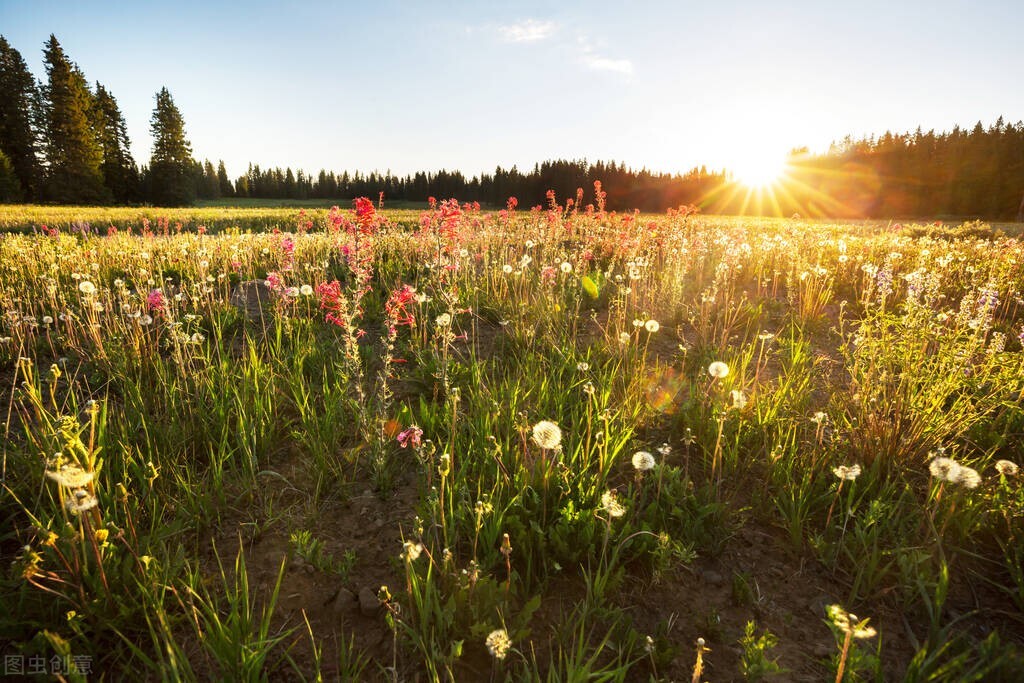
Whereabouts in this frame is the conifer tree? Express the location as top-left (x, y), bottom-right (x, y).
top-left (148, 86), bottom-right (195, 206)
top-left (216, 160), bottom-right (233, 197)
top-left (92, 82), bottom-right (138, 203)
top-left (41, 35), bottom-right (107, 203)
top-left (0, 148), bottom-right (20, 202)
top-left (0, 36), bottom-right (40, 200)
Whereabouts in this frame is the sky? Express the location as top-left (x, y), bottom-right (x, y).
top-left (2, 0), bottom-right (1023, 180)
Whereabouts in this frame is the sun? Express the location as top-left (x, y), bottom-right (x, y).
top-left (731, 152), bottom-right (788, 188)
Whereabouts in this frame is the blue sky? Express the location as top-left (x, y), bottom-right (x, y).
top-left (2, 0), bottom-right (1022, 179)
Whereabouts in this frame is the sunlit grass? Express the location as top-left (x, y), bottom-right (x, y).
top-left (1, 197), bottom-right (1022, 679)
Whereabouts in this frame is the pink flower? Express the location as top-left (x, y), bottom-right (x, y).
top-left (147, 289), bottom-right (166, 312)
top-left (397, 425), bottom-right (423, 449)
top-left (265, 271), bottom-right (284, 291)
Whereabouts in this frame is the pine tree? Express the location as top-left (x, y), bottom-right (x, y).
top-left (148, 87), bottom-right (195, 206)
top-left (92, 82), bottom-right (138, 203)
top-left (0, 36), bottom-right (40, 200)
top-left (200, 159), bottom-right (220, 199)
top-left (41, 35), bottom-right (107, 203)
top-left (0, 148), bottom-right (20, 202)
top-left (216, 160), bottom-right (233, 197)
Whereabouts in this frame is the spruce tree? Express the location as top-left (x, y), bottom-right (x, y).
top-left (148, 87), bottom-right (195, 206)
top-left (41, 35), bottom-right (108, 203)
top-left (216, 160), bottom-right (233, 197)
top-left (92, 82), bottom-right (138, 203)
top-left (0, 36), bottom-right (40, 200)
top-left (0, 148), bottom-right (20, 202)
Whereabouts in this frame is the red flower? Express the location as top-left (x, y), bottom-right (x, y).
top-left (385, 284), bottom-right (418, 328)
top-left (353, 197), bottom-right (378, 234)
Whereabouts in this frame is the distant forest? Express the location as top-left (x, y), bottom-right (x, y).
top-left (2, 34), bottom-right (1023, 219)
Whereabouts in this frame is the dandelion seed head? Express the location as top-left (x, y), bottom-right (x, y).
top-left (600, 490), bottom-right (626, 518)
top-left (832, 464), bottom-right (861, 481)
top-left (995, 459), bottom-right (1018, 477)
top-left (65, 490), bottom-right (99, 515)
top-left (78, 281), bottom-right (96, 295)
top-left (644, 319), bottom-right (660, 333)
top-left (954, 466), bottom-right (981, 489)
top-left (707, 361), bottom-right (729, 379)
top-left (486, 629), bottom-right (512, 660)
top-left (531, 421), bottom-right (562, 450)
top-left (45, 463), bottom-right (94, 489)
top-left (631, 451), bottom-right (656, 471)
top-left (401, 541), bottom-right (423, 562)
top-left (929, 456), bottom-right (961, 482)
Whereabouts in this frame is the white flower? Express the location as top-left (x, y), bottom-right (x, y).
top-left (42, 315), bottom-right (54, 325)
top-left (576, 362), bottom-right (590, 371)
top-left (631, 451), bottom-right (656, 471)
top-left (954, 466), bottom-right (981, 489)
top-left (929, 456), bottom-right (961, 482)
top-left (78, 281), bottom-right (96, 295)
top-left (65, 489), bottom-right (99, 515)
top-left (435, 313), bottom-right (452, 327)
top-left (995, 460), bottom-right (1019, 477)
top-left (600, 490), bottom-right (626, 518)
top-left (707, 361), bottom-right (729, 379)
top-left (618, 332), bottom-right (631, 345)
top-left (401, 541), bottom-right (423, 562)
top-left (502, 264), bottom-right (513, 274)
top-left (531, 421), bottom-right (562, 450)
top-left (299, 284), bottom-right (314, 296)
top-left (560, 261), bottom-right (573, 273)
top-left (644, 319), bottom-right (660, 333)
top-left (731, 390), bottom-right (747, 409)
top-left (486, 629), bottom-right (512, 660)
top-left (45, 463), bottom-right (94, 489)
top-left (832, 464), bottom-right (861, 481)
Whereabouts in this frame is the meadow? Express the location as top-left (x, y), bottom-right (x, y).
top-left (1, 196), bottom-right (1023, 681)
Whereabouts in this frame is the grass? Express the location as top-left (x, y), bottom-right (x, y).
top-left (1, 198), bottom-right (1022, 680)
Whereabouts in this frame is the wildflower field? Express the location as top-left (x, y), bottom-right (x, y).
top-left (1, 196), bottom-right (1023, 681)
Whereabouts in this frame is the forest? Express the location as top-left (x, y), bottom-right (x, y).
top-left (2, 34), bottom-right (1023, 219)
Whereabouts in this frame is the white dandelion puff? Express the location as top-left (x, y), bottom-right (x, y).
top-left (995, 460), bottom-right (1018, 477)
top-left (929, 456), bottom-right (962, 482)
top-left (531, 421), bottom-right (562, 450)
top-left (600, 490), bottom-right (626, 518)
top-left (832, 464), bottom-right (861, 481)
top-left (707, 361), bottom-right (729, 379)
top-left (486, 629), bottom-right (512, 660)
top-left (631, 451), bottom-right (656, 471)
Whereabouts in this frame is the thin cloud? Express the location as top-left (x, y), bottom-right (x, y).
top-left (577, 36), bottom-right (633, 75)
top-left (581, 55), bottom-right (633, 75)
top-left (499, 19), bottom-right (557, 43)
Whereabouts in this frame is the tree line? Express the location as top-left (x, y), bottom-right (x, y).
top-left (0, 35), bottom-right (194, 206)
top-left (2, 34), bottom-right (1022, 218)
